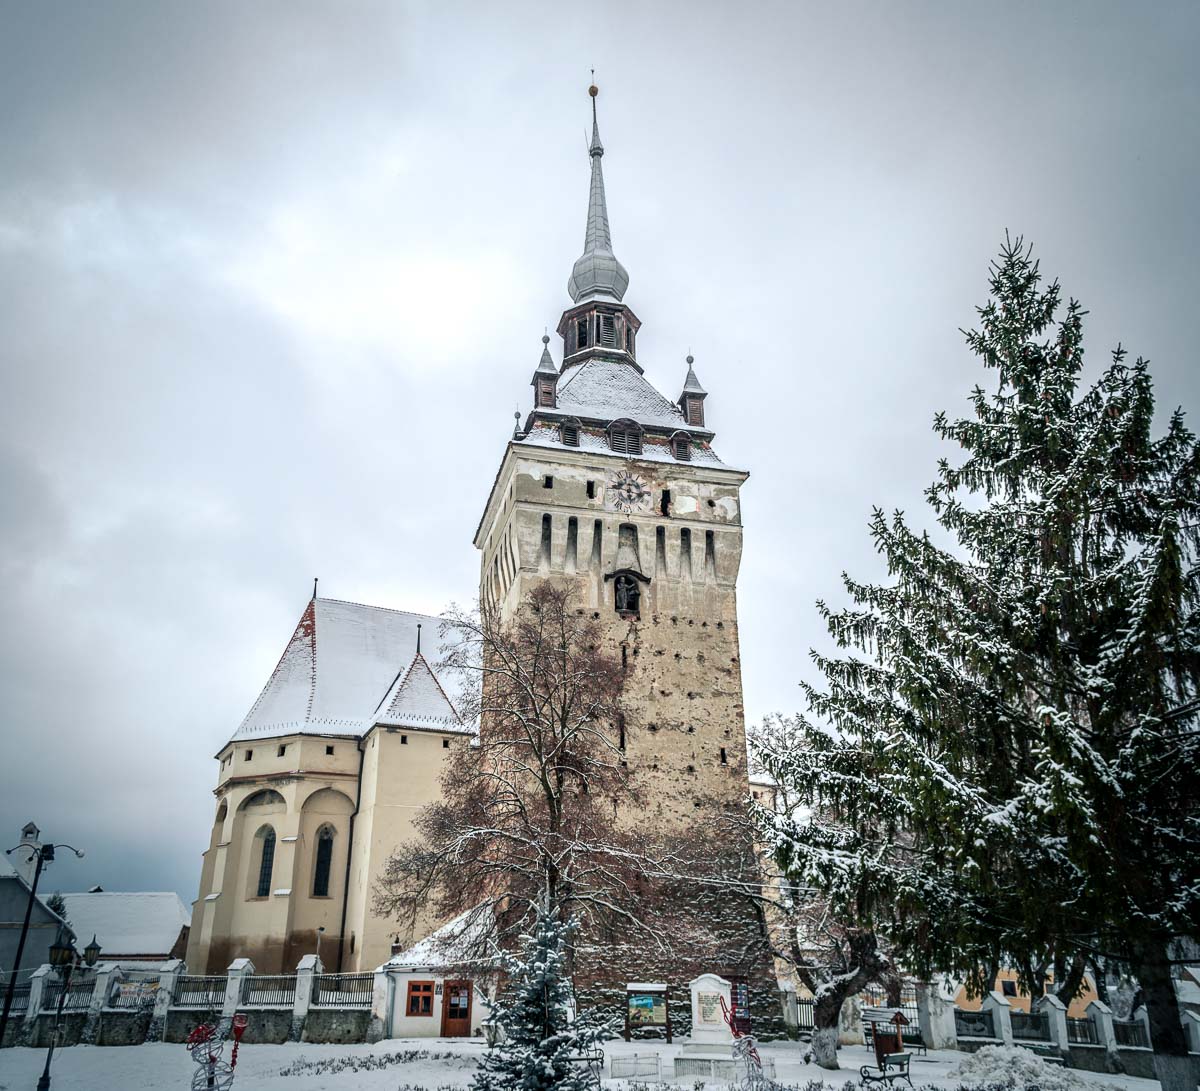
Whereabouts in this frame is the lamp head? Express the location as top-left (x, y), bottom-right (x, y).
top-left (48, 927), bottom-right (75, 968)
top-left (83, 934), bottom-right (101, 967)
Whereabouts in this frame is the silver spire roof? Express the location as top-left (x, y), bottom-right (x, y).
top-left (567, 86), bottom-right (629, 304)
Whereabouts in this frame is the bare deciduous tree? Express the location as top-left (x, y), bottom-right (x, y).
top-left (373, 584), bottom-right (642, 952)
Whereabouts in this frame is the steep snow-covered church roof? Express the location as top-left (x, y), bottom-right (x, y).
top-left (231, 597), bottom-right (469, 743)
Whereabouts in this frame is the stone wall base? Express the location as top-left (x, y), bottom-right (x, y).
top-left (303, 1008), bottom-right (372, 1043)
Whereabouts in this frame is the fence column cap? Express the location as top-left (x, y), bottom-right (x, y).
top-left (984, 990), bottom-right (1011, 1007)
top-left (159, 958), bottom-right (185, 974)
top-left (1085, 998), bottom-right (1112, 1016)
top-left (297, 954), bottom-right (323, 973)
top-left (1037, 993), bottom-right (1067, 1011)
top-left (227, 958), bottom-right (255, 974)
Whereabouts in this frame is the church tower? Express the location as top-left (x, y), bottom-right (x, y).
top-left (474, 85), bottom-right (751, 820)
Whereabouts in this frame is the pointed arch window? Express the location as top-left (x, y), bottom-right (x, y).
top-left (312, 826), bottom-right (335, 897)
top-left (255, 827), bottom-right (276, 898)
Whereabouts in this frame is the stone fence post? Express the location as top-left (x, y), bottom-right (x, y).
top-left (1085, 999), bottom-right (1120, 1072)
top-left (1133, 1004), bottom-right (1152, 1045)
top-left (24, 965), bottom-right (52, 1041)
top-left (290, 954), bottom-right (322, 1042)
top-left (916, 980), bottom-right (958, 1050)
top-left (366, 967), bottom-right (392, 1044)
top-left (981, 990), bottom-right (1013, 1046)
top-left (224, 958), bottom-right (254, 1021)
top-left (146, 959), bottom-right (184, 1042)
top-left (1036, 993), bottom-right (1069, 1059)
top-left (82, 965), bottom-right (124, 1044)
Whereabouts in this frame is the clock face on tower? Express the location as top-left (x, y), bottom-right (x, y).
top-left (608, 470), bottom-right (651, 514)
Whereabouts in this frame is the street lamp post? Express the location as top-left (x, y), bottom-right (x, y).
top-left (0, 837), bottom-right (84, 1047)
top-left (36, 928), bottom-right (100, 1091)
top-left (316, 926), bottom-right (325, 965)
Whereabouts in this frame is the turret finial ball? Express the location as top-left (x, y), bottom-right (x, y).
top-left (687, 354), bottom-right (694, 364)
top-left (588, 84), bottom-right (599, 97)
top-left (542, 334), bottom-right (550, 344)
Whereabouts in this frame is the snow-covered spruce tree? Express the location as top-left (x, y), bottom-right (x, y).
top-left (758, 238), bottom-right (1200, 1091)
top-left (473, 902), bottom-right (615, 1091)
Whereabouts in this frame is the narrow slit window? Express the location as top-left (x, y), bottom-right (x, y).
top-left (325, 745), bottom-right (334, 756)
top-left (720, 747), bottom-right (728, 765)
top-left (244, 749), bottom-right (253, 761)
top-left (401, 735), bottom-right (408, 744)
top-left (277, 744), bottom-right (286, 757)
top-left (705, 529), bottom-right (716, 577)
top-left (576, 317), bottom-right (589, 349)
top-left (442, 738), bottom-right (450, 749)
top-left (586, 480), bottom-right (596, 499)
top-left (660, 489), bottom-right (671, 516)
top-left (617, 713), bottom-right (626, 751)
top-left (540, 513), bottom-right (552, 569)
top-left (543, 475), bottom-right (554, 489)
top-left (566, 516), bottom-right (578, 574)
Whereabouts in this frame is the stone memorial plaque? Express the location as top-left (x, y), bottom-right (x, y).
top-left (698, 992), bottom-right (722, 1025)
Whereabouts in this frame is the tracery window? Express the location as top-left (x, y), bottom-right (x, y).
top-left (255, 827), bottom-right (276, 898)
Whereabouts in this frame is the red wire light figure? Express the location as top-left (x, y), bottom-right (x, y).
top-left (720, 995), bottom-right (770, 1090)
top-left (185, 1014), bottom-right (247, 1090)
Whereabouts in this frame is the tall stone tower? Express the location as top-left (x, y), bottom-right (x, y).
top-left (474, 86), bottom-right (751, 821)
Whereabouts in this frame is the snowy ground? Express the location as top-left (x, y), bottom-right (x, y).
top-left (0, 1036), bottom-right (1163, 1091)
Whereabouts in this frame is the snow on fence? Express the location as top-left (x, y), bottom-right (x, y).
top-left (311, 972), bottom-right (373, 1009)
top-left (173, 975), bottom-right (227, 1009)
top-left (1011, 1010), bottom-right (1052, 1041)
top-left (1066, 1016), bottom-right (1099, 1045)
top-left (241, 974), bottom-right (297, 1007)
top-left (41, 974), bottom-right (95, 1012)
top-left (1113, 1019), bottom-right (1150, 1049)
top-left (954, 1007), bottom-right (997, 1039)
top-left (610, 1053), bottom-right (662, 1079)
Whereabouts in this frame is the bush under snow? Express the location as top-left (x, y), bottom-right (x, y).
top-left (952, 1046), bottom-right (1118, 1091)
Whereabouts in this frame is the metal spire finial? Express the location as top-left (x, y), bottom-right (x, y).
top-left (567, 76), bottom-right (628, 304)
top-left (416, 623), bottom-right (421, 655)
top-left (312, 577), bottom-right (318, 600)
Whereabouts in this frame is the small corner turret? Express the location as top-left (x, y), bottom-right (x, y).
top-left (678, 354), bottom-right (708, 428)
top-left (531, 335), bottom-right (558, 408)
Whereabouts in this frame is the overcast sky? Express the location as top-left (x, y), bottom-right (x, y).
top-left (1, 1), bottom-right (1197, 904)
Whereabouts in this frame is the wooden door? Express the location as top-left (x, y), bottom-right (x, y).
top-left (441, 980), bottom-right (472, 1037)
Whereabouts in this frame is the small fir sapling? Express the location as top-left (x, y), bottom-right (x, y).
top-left (473, 902), bottom-right (616, 1091)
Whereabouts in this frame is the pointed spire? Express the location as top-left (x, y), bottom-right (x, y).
top-left (681, 354), bottom-right (707, 397)
top-left (567, 81), bottom-right (629, 304)
top-left (532, 334), bottom-right (557, 380)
